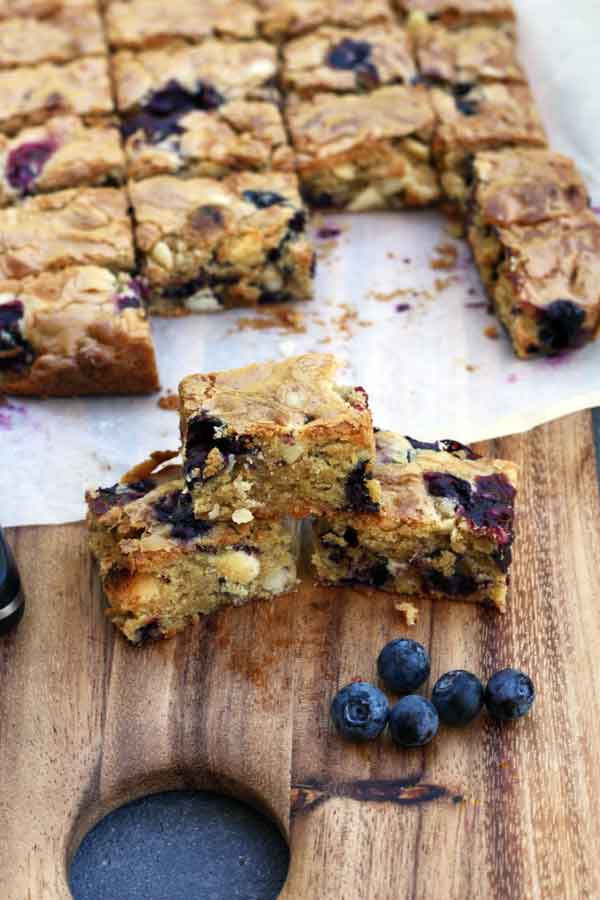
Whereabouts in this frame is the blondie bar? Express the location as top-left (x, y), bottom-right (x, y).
top-left (0, 187), bottom-right (134, 279)
top-left (0, 4), bottom-right (105, 69)
top-left (106, 0), bottom-right (260, 50)
top-left (257, 0), bottom-right (394, 42)
top-left (397, 0), bottom-right (515, 28)
top-left (311, 430), bottom-right (517, 611)
top-left (0, 57), bottom-right (114, 135)
top-left (411, 21), bottom-right (524, 87)
top-left (0, 117), bottom-right (125, 207)
top-left (286, 85), bottom-right (439, 210)
top-left (430, 82), bottom-right (547, 214)
top-left (86, 456), bottom-right (299, 643)
top-left (179, 353), bottom-right (380, 521)
top-left (113, 41), bottom-right (279, 120)
top-left (282, 24), bottom-right (416, 98)
top-left (123, 100), bottom-right (294, 181)
top-left (470, 211), bottom-right (600, 358)
top-left (129, 172), bottom-right (314, 312)
top-left (0, 266), bottom-right (159, 395)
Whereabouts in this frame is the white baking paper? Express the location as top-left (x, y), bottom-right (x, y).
top-left (2, 0), bottom-right (600, 527)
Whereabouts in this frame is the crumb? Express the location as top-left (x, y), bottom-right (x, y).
top-left (403, 257), bottom-right (411, 264)
top-left (484, 325), bottom-right (499, 340)
top-left (431, 242), bottom-right (459, 271)
top-left (466, 363), bottom-right (478, 373)
top-left (230, 307), bottom-right (306, 335)
top-left (434, 275), bottom-right (459, 292)
top-left (359, 319), bottom-right (373, 327)
top-left (319, 336), bottom-right (333, 344)
top-left (468, 287), bottom-right (477, 296)
top-left (387, 251), bottom-right (396, 259)
top-left (395, 303), bottom-right (411, 313)
top-left (395, 599), bottom-right (419, 626)
top-left (158, 392), bottom-right (179, 411)
top-left (369, 287), bottom-right (431, 303)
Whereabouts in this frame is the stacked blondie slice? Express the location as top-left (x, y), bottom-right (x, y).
top-left (87, 353), bottom-right (518, 643)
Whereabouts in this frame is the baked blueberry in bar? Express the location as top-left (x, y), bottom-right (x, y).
top-left (0, 57), bottom-right (114, 136)
top-left (256, 0), bottom-right (394, 42)
top-left (470, 211), bottom-right (600, 358)
top-left (0, 4), bottom-right (106, 69)
top-left (129, 171), bottom-right (314, 312)
top-left (106, 0), bottom-right (260, 49)
top-left (0, 266), bottom-right (159, 395)
top-left (0, 187), bottom-right (134, 278)
top-left (286, 85), bottom-right (440, 211)
top-left (179, 353), bottom-right (380, 521)
top-left (282, 24), bottom-right (416, 98)
top-left (113, 41), bottom-right (279, 123)
top-left (0, 117), bottom-right (126, 207)
top-left (430, 82), bottom-right (547, 215)
top-left (410, 20), bottom-right (524, 87)
top-left (397, 0), bottom-right (515, 28)
top-left (123, 100), bottom-right (294, 181)
top-left (311, 430), bottom-right (517, 611)
top-left (86, 456), bottom-right (299, 643)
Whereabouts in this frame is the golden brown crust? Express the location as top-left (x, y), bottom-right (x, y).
top-left (411, 21), bottom-right (523, 85)
top-left (0, 116), bottom-right (126, 207)
top-left (0, 57), bottom-right (114, 135)
top-left (106, 0), bottom-right (260, 49)
top-left (282, 24), bottom-right (416, 98)
top-left (400, 0), bottom-right (515, 27)
top-left (258, 0), bottom-right (394, 41)
top-left (0, 266), bottom-right (159, 396)
top-left (0, 5), bottom-right (106, 68)
top-left (113, 41), bottom-right (279, 113)
top-left (0, 187), bottom-right (134, 279)
top-left (471, 148), bottom-right (589, 227)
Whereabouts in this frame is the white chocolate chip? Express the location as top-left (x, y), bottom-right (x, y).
top-left (285, 389), bottom-right (305, 407)
top-left (379, 177), bottom-right (407, 197)
top-left (281, 443), bottom-right (304, 464)
top-left (152, 240), bottom-right (174, 270)
top-left (262, 566), bottom-right (293, 594)
top-left (215, 550), bottom-right (260, 584)
top-left (184, 289), bottom-right (222, 312)
top-left (333, 163), bottom-right (356, 181)
top-left (232, 508), bottom-right (254, 524)
top-left (208, 504), bottom-right (221, 520)
top-left (347, 186), bottom-right (383, 212)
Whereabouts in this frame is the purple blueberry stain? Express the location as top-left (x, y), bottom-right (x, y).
top-left (90, 478), bottom-right (157, 517)
top-left (134, 618), bottom-right (163, 644)
top-left (317, 225), bottom-right (341, 240)
top-left (6, 139), bottom-right (57, 194)
top-left (115, 277), bottom-right (148, 311)
top-left (395, 303), bottom-right (411, 313)
top-left (153, 489), bottom-right (212, 541)
top-left (121, 79), bottom-right (224, 143)
top-left (345, 460), bottom-right (379, 513)
top-left (326, 38), bottom-right (380, 90)
top-left (0, 300), bottom-right (33, 370)
top-left (424, 471), bottom-right (515, 544)
top-left (0, 398), bottom-right (26, 431)
top-left (184, 414), bottom-right (251, 486)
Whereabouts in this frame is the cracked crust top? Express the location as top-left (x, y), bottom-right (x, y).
top-left (0, 5), bottom-right (106, 68)
top-left (282, 24), bottom-right (416, 97)
top-left (431, 82), bottom-right (547, 155)
top-left (113, 40), bottom-right (279, 112)
top-left (471, 148), bottom-right (590, 227)
top-left (106, 0), bottom-right (260, 50)
top-left (287, 85), bottom-right (436, 166)
top-left (412, 21), bottom-right (523, 85)
top-left (0, 187), bottom-right (134, 279)
top-left (179, 352), bottom-right (375, 447)
top-left (400, 0), bottom-right (515, 27)
top-left (258, 0), bottom-right (394, 40)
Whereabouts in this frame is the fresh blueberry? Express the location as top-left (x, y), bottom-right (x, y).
top-left (484, 668), bottom-right (535, 721)
top-left (345, 460), bottom-right (379, 513)
top-left (431, 670), bottom-right (484, 726)
top-left (330, 682), bottom-right (389, 742)
top-left (377, 638), bottom-right (430, 694)
top-left (6, 139), bottom-right (56, 193)
top-left (538, 300), bottom-right (586, 354)
top-left (389, 695), bottom-right (439, 748)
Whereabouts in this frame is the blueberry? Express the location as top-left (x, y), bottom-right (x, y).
top-left (115, 277), bottom-right (147, 311)
top-left (6, 139), bottom-right (56, 193)
top-left (389, 695), bottom-right (439, 748)
top-left (422, 566), bottom-right (477, 597)
top-left (424, 471), bottom-right (515, 545)
top-left (184, 414), bottom-right (251, 485)
top-left (243, 190), bottom-right (286, 209)
top-left (330, 682), bottom-right (389, 742)
top-left (345, 460), bottom-right (379, 513)
top-left (153, 490), bottom-right (213, 541)
top-left (431, 670), bottom-right (484, 726)
top-left (455, 97), bottom-right (479, 116)
top-left (327, 38), bottom-right (372, 70)
top-left (484, 668), bottom-right (535, 721)
top-left (90, 479), bottom-right (156, 516)
top-left (538, 300), bottom-right (586, 354)
top-left (377, 638), bottom-right (430, 694)
top-left (121, 79), bottom-right (224, 143)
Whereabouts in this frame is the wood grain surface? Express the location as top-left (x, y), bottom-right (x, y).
top-left (2, 409), bottom-right (600, 900)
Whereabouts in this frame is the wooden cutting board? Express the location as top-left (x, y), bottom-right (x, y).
top-left (2, 409), bottom-right (600, 900)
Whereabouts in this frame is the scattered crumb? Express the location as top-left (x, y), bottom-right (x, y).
top-left (468, 287), bottom-right (477, 296)
top-left (319, 336), bottom-right (333, 344)
top-left (158, 392), bottom-right (179, 411)
top-left (395, 303), bottom-right (411, 313)
top-left (369, 287), bottom-right (431, 304)
top-left (403, 257), bottom-right (411, 264)
top-left (431, 242), bottom-right (459, 270)
top-left (484, 325), bottom-right (499, 340)
top-left (434, 275), bottom-right (459, 292)
top-left (386, 251), bottom-right (396, 260)
top-left (506, 373), bottom-right (519, 384)
top-left (466, 363), bottom-right (478, 373)
top-left (395, 599), bottom-right (419, 627)
top-left (359, 319), bottom-right (373, 327)
top-left (230, 307), bottom-right (306, 335)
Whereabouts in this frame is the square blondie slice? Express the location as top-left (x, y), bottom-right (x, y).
top-left (106, 0), bottom-right (260, 50)
top-left (0, 57), bottom-right (114, 136)
top-left (0, 187), bottom-right (134, 278)
top-left (410, 20), bottom-right (524, 87)
top-left (113, 41), bottom-right (279, 120)
top-left (86, 456), bottom-right (299, 644)
top-left (129, 172), bottom-right (314, 312)
top-left (0, 4), bottom-right (106, 69)
top-left (470, 211), bottom-right (600, 358)
top-left (123, 100), bottom-right (294, 181)
top-left (256, 0), bottom-right (394, 42)
top-left (311, 430), bottom-right (517, 611)
top-left (0, 116), bottom-right (126, 207)
top-left (281, 24), bottom-right (416, 98)
top-left (179, 353), bottom-right (380, 521)
top-left (0, 266), bottom-right (159, 395)
top-left (430, 82), bottom-right (547, 215)
top-left (397, 0), bottom-right (515, 28)
top-left (286, 85), bottom-right (440, 210)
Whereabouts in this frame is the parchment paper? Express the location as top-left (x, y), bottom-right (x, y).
top-left (2, 0), bottom-right (600, 527)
